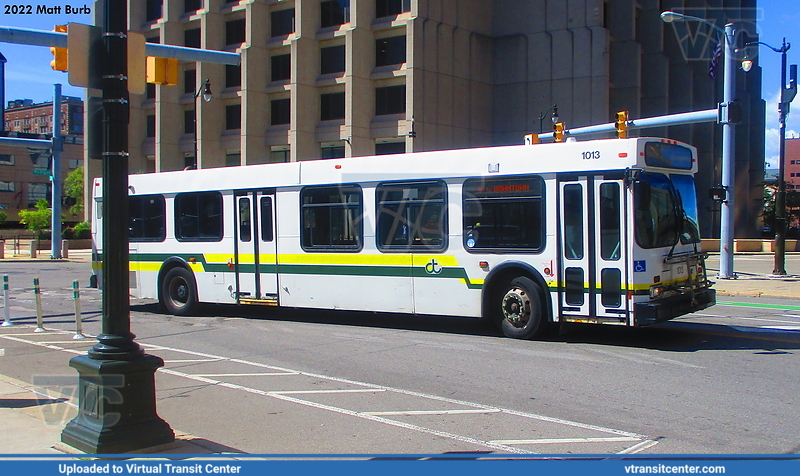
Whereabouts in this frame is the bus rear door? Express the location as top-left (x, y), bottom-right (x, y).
top-left (234, 190), bottom-right (279, 305)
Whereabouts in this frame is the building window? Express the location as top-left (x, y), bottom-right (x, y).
top-left (271, 54), bottom-right (291, 81)
top-left (28, 182), bottom-right (50, 207)
top-left (69, 159), bottom-right (83, 169)
top-left (175, 192), bottom-right (223, 242)
top-left (226, 64), bottom-right (241, 88)
top-left (462, 176), bottom-right (545, 252)
top-left (226, 18), bottom-right (246, 46)
top-left (376, 36), bottom-right (406, 67)
top-left (271, 98), bottom-right (291, 125)
top-left (185, 110), bottom-right (195, 134)
top-left (185, 28), bottom-right (201, 48)
top-left (376, 0), bottom-right (410, 18)
top-left (321, 143), bottom-right (345, 159)
top-left (129, 195), bottom-right (166, 242)
top-left (320, 45), bottom-right (345, 75)
top-left (321, 92), bottom-right (345, 121)
top-left (0, 154), bottom-right (14, 165)
top-left (146, 114), bottom-right (156, 137)
top-left (375, 142), bottom-right (405, 155)
top-left (301, 185), bottom-right (362, 251)
top-left (146, 0), bottom-right (162, 22)
top-left (0, 181), bottom-right (14, 191)
top-left (184, 69), bottom-right (196, 94)
top-left (226, 151), bottom-right (241, 167)
top-left (270, 146), bottom-right (290, 162)
top-left (321, 0), bottom-right (349, 28)
top-left (271, 9), bottom-right (295, 37)
top-left (225, 104), bottom-right (241, 130)
top-left (375, 84), bottom-right (405, 115)
top-left (146, 83), bottom-right (156, 100)
top-left (376, 180), bottom-right (447, 251)
top-left (185, 0), bottom-right (202, 13)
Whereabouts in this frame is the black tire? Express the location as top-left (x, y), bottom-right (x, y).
top-left (496, 276), bottom-right (548, 339)
top-left (161, 267), bottom-right (198, 316)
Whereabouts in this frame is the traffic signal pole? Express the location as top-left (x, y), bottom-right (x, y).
top-left (59, 0), bottom-right (174, 453)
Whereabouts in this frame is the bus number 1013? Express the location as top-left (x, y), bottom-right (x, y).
top-left (582, 151), bottom-right (601, 160)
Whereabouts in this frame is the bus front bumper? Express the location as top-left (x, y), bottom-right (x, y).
top-left (634, 288), bottom-right (716, 326)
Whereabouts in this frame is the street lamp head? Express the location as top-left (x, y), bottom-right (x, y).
top-left (660, 11), bottom-right (683, 23)
top-left (741, 49), bottom-right (753, 72)
top-left (201, 80), bottom-right (212, 102)
top-left (551, 105), bottom-right (559, 125)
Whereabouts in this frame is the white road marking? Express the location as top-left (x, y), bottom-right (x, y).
top-left (1, 326), bottom-right (657, 454)
top-left (192, 372), bottom-right (299, 377)
top-left (490, 437), bottom-right (640, 445)
top-left (363, 409), bottom-right (502, 416)
top-left (163, 359), bottom-right (222, 363)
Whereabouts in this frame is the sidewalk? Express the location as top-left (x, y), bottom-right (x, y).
top-left (0, 371), bottom-right (240, 456)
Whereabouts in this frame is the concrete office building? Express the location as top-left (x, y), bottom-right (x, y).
top-left (111, 0), bottom-right (764, 237)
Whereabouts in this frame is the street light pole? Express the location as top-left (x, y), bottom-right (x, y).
top-left (743, 39), bottom-right (797, 275)
top-left (192, 79), bottom-right (212, 169)
top-left (661, 11), bottom-right (738, 279)
top-left (538, 104), bottom-right (558, 134)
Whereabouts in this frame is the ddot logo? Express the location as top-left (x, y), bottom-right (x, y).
top-left (425, 259), bottom-right (442, 275)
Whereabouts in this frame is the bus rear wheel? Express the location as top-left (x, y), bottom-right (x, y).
top-left (497, 277), bottom-right (547, 339)
top-left (161, 267), bottom-right (198, 316)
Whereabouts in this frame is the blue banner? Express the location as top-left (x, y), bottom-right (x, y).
top-left (0, 457), bottom-right (798, 476)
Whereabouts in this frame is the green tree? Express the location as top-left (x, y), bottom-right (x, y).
top-left (18, 199), bottom-right (52, 237)
top-left (0, 208), bottom-right (7, 225)
top-left (64, 166), bottom-right (84, 216)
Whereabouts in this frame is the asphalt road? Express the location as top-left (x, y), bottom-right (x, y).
top-left (0, 259), bottom-right (798, 455)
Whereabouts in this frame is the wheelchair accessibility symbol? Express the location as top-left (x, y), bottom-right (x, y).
top-left (634, 260), bottom-right (647, 273)
top-left (425, 259), bottom-right (443, 275)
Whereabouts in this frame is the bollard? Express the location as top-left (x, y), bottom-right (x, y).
top-left (2, 275), bottom-right (12, 327)
top-left (61, 240), bottom-right (70, 259)
top-left (72, 280), bottom-right (85, 339)
top-left (29, 240), bottom-right (37, 258)
top-left (33, 277), bottom-right (46, 332)
top-left (0, 239), bottom-right (4, 259)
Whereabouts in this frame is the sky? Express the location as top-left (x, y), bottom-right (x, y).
top-left (0, 1), bottom-right (797, 168)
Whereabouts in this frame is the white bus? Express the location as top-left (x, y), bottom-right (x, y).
top-left (91, 137), bottom-right (714, 339)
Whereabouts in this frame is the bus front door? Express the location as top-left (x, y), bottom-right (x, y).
top-left (234, 190), bottom-right (279, 305)
top-left (557, 175), bottom-right (628, 323)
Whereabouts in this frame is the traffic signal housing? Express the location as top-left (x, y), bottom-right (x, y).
top-left (146, 57), bottom-right (179, 85)
top-left (50, 25), bottom-right (68, 71)
top-left (615, 111), bottom-right (628, 138)
top-left (554, 122), bottom-right (565, 142)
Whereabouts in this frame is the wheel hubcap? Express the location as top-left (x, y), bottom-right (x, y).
top-left (502, 287), bottom-right (530, 328)
top-left (172, 280), bottom-right (188, 304)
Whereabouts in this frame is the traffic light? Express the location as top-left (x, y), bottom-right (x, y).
top-left (50, 25), bottom-right (68, 71)
top-left (553, 122), bottom-right (565, 142)
top-left (615, 111), bottom-right (628, 138)
top-left (146, 57), bottom-right (179, 85)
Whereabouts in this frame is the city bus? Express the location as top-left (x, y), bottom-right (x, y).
top-left (91, 137), bottom-right (715, 339)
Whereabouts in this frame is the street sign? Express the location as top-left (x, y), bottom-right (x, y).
top-left (32, 169), bottom-right (51, 176)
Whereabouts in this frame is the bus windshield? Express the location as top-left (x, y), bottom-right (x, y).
top-left (634, 172), bottom-right (679, 249)
top-left (670, 174), bottom-right (701, 244)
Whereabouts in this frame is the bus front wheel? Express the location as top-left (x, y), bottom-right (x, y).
top-left (497, 277), bottom-right (547, 339)
top-left (161, 267), bottom-right (198, 316)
